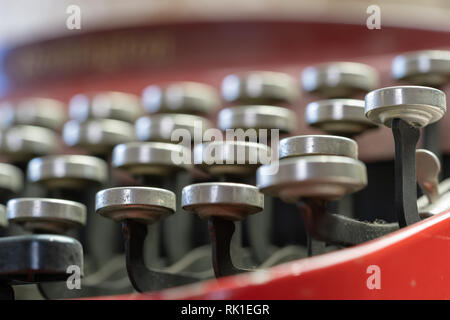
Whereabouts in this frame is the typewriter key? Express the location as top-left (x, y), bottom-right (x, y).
top-left (0, 234), bottom-right (83, 300)
top-left (305, 99), bottom-right (378, 137)
top-left (7, 198), bottom-right (86, 233)
top-left (135, 114), bottom-right (212, 143)
top-left (365, 85), bottom-right (446, 227)
top-left (95, 187), bottom-right (203, 292)
top-left (0, 98), bottom-right (66, 131)
top-left (0, 163), bottom-right (23, 197)
top-left (218, 105), bottom-right (297, 134)
top-left (63, 119), bottom-right (135, 156)
top-left (182, 182), bottom-right (263, 277)
top-left (302, 62), bottom-right (379, 98)
top-left (221, 71), bottom-right (299, 105)
top-left (392, 50), bottom-right (450, 88)
top-left (142, 82), bottom-right (219, 115)
top-left (69, 92), bottom-right (142, 123)
top-left (279, 135), bottom-right (358, 160)
top-left (0, 125), bottom-right (58, 164)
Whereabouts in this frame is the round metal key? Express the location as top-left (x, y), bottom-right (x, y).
top-left (63, 119), bottom-right (135, 155)
top-left (221, 71), bottom-right (299, 104)
top-left (0, 204), bottom-right (6, 228)
top-left (135, 114), bottom-right (213, 142)
top-left (257, 155), bottom-right (367, 202)
top-left (95, 187), bottom-right (175, 224)
top-left (112, 142), bottom-right (191, 176)
top-left (0, 125), bottom-right (58, 162)
top-left (217, 105), bottom-right (297, 133)
top-left (182, 182), bottom-right (264, 221)
top-left (7, 198), bottom-right (86, 233)
top-left (0, 98), bottom-right (66, 131)
top-left (301, 62), bottom-right (379, 98)
top-left (279, 135), bottom-right (358, 160)
top-left (0, 163), bottom-right (23, 194)
top-left (365, 86), bottom-right (446, 128)
top-left (392, 50), bottom-right (450, 87)
top-left (193, 141), bottom-right (271, 176)
top-left (142, 82), bottom-right (219, 114)
top-left (69, 91), bottom-right (142, 123)
top-left (305, 99), bottom-right (378, 135)
top-left (27, 155), bottom-right (108, 189)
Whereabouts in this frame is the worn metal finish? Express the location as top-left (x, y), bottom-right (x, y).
top-left (27, 155), bottom-right (108, 188)
top-left (416, 149), bottom-right (440, 204)
top-left (221, 71), bottom-right (299, 104)
top-left (0, 163), bottom-right (23, 194)
top-left (142, 82), bottom-right (219, 114)
top-left (0, 234), bottom-right (83, 284)
top-left (7, 198), bottom-right (86, 233)
top-left (95, 186), bottom-right (175, 224)
top-left (365, 85), bottom-right (446, 127)
top-left (392, 50), bottom-right (450, 87)
top-left (112, 142), bottom-right (191, 176)
top-left (63, 119), bottom-right (135, 155)
top-left (218, 105), bottom-right (297, 133)
top-left (182, 182), bottom-right (264, 221)
top-left (305, 99), bottom-right (378, 136)
top-left (0, 125), bottom-right (58, 162)
top-left (0, 98), bottom-right (66, 131)
top-left (135, 114), bottom-right (212, 142)
top-left (69, 91), bottom-right (142, 123)
top-left (193, 141), bottom-right (271, 176)
top-left (257, 156), bottom-right (367, 202)
top-left (302, 62), bottom-right (379, 98)
top-left (279, 135), bottom-right (358, 160)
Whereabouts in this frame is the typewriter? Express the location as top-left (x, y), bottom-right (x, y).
top-left (1, 1), bottom-right (450, 300)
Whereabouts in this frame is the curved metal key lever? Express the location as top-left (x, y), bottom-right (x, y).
top-left (96, 187), bottom-right (204, 293)
top-left (297, 198), bottom-right (398, 247)
top-left (182, 182), bottom-right (264, 277)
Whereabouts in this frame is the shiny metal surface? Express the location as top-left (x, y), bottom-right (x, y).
top-left (27, 155), bottom-right (108, 188)
top-left (135, 114), bottom-right (212, 142)
top-left (7, 198), bottom-right (87, 233)
top-left (217, 105), bottom-right (297, 133)
top-left (301, 62), bottom-right (379, 98)
top-left (418, 179), bottom-right (450, 218)
top-left (257, 155), bottom-right (367, 202)
top-left (112, 141), bottom-right (191, 175)
top-left (69, 91), bottom-right (142, 123)
top-left (278, 135), bottom-right (358, 159)
top-left (182, 182), bottom-right (264, 221)
top-left (0, 98), bottom-right (66, 131)
top-left (221, 71), bottom-right (299, 104)
top-left (193, 141), bottom-right (271, 176)
top-left (365, 86), bottom-right (446, 128)
top-left (142, 82), bottom-right (219, 114)
top-left (0, 163), bottom-right (23, 193)
top-left (305, 99), bottom-right (378, 135)
top-left (416, 149), bottom-right (440, 204)
top-left (63, 119), bottom-right (135, 154)
top-left (392, 50), bottom-right (450, 87)
top-left (95, 187), bottom-right (175, 224)
top-left (0, 125), bottom-right (58, 161)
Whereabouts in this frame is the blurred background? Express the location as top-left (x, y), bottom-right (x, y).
top-left (0, 0), bottom-right (449, 161)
